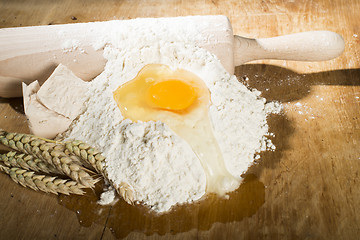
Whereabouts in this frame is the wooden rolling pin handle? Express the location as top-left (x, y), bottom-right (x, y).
top-left (234, 31), bottom-right (345, 65)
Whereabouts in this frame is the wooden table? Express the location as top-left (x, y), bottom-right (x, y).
top-left (0, 0), bottom-right (359, 239)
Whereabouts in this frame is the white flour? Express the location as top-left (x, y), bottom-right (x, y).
top-left (64, 17), bottom-right (281, 213)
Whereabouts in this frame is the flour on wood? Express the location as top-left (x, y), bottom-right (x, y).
top-left (63, 17), bottom-right (282, 213)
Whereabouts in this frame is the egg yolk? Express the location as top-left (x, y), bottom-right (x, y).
top-left (146, 79), bottom-right (196, 111)
top-left (113, 64), bottom-right (208, 122)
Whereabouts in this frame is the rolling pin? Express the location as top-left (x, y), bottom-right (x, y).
top-left (0, 15), bottom-right (345, 98)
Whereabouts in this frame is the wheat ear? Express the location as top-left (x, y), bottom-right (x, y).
top-left (65, 140), bottom-right (106, 175)
top-left (0, 130), bottom-right (134, 203)
top-left (0, 151), bottom-right (60, 174)
top-left (0, 131), bottom-right (98, 188)
top-left (65, 140), bottom-right (134, 204)
top-left (0, 164), bottom-right (85, 195)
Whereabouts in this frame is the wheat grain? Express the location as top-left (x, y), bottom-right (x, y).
top-left (0, 164), bottom-right (86, 195)
top-left (118, 182), bottom-right (135, 205)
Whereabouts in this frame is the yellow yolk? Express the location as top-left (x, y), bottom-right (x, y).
top-left (146, 80), bottom-right (196, 111)
top-left (113, 64), bottom-right (207, 121)
top-left (113, 64), bottom-right (240, 196)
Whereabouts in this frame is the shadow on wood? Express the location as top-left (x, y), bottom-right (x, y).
top-left (235, 64), bottom-right (360, 103)
top-left (234, 64), bottom-right (360, 175)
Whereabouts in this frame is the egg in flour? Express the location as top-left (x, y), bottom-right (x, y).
top-left (113, 64), bottom-right (240, 196)
top-left (62, 39), bottom-right (279, 213)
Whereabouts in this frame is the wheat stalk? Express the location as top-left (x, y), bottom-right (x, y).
top-left (0, 131), bottom-right (97, 188)
top-left (0, 164), bottom-right (85, 195)
top-left (0, 151), bottom-right (60, 174)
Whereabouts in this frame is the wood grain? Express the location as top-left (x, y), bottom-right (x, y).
top-left (0, 0), bottom-right (359, 239)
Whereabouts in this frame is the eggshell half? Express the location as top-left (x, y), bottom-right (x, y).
top-left (22, 82), bottom-right (72, 139)
top-left (22, 64), bottom-right (88, 139)
top-left (37, 64), bottom-right (88, 119)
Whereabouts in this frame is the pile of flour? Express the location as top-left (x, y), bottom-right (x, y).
top-left (64, 17), bottom-right (281, 213)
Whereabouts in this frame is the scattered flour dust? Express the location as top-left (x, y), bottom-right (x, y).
top-left (98, 187), bottom-right (118, 205)
top-left (63, 17), bottom-right (282, 213)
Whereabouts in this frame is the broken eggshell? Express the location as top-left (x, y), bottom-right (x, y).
top-left (22, 64), bottom-right (88, 139)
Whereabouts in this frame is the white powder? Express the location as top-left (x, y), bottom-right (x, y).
top-left (62, 39), bottom-right (81, 52)
top-left (64, 17), bottom-right (281, 213)
top-left (98, 188), bottom-right (117, 205)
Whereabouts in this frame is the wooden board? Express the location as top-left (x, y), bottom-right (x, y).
top-left (0, 0), bottom-right (359, 239)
